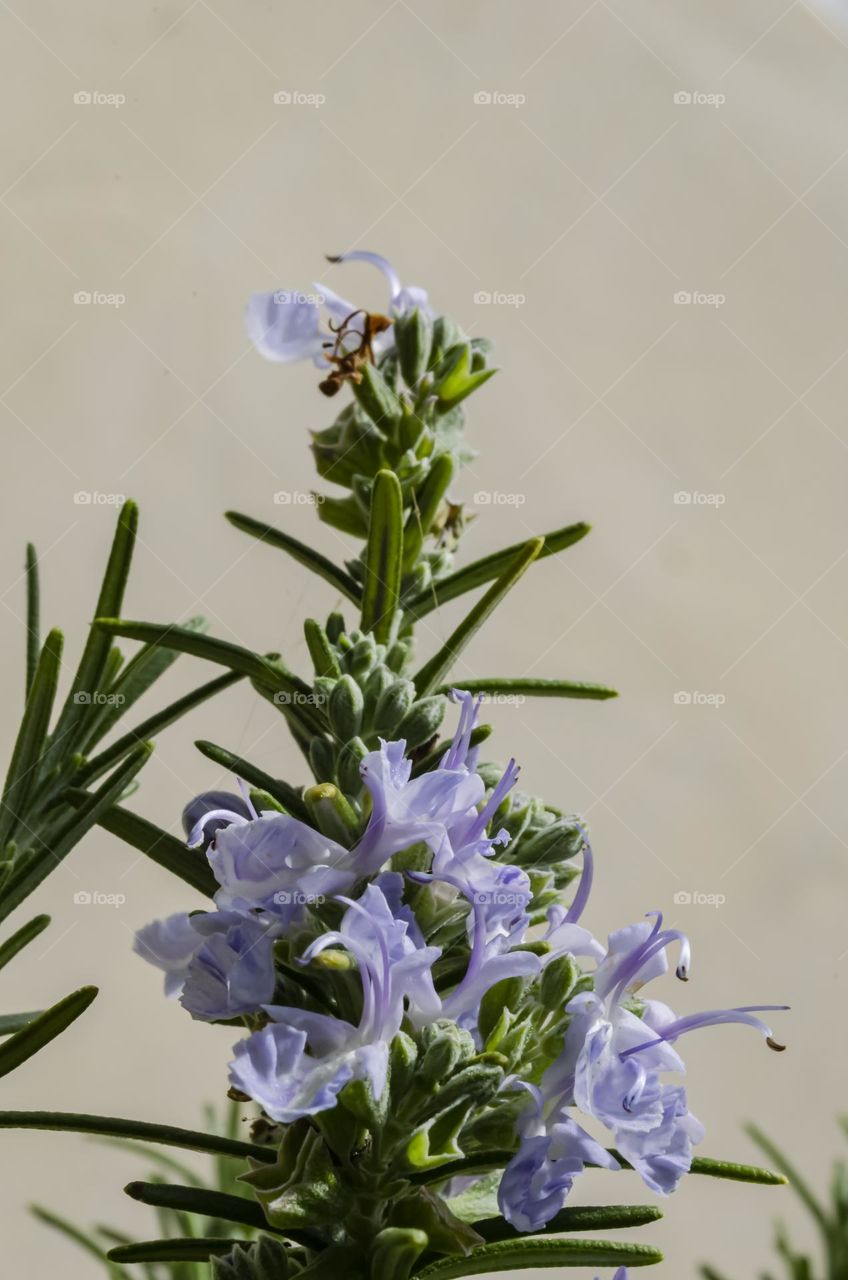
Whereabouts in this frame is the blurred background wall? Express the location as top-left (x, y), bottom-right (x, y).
top-left (0, 1), bottom-right (846, 1274)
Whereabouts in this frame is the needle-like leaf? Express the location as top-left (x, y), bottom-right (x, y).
top-left (225, 511), bottom-right (361, 603)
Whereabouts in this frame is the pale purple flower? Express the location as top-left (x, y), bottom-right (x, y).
top-left (134, 912), bottom-right (204, 998)
top-left (228, 875), bottom-right (441, 1122)
top-left (179, 912), bottom-right (277, 1022)
top-left (134, 909), bottom-right (277, 1021)
top-left (188, 800), bottom-right (357, 925)
top-left (246, 251), bottom-right (428, 366)
top-left (498, 1092), bottom-right (617, 1232)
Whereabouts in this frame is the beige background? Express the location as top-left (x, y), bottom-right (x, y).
top-left (0, 1), bottom-right (845, 1275)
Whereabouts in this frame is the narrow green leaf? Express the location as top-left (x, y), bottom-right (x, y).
top-left (25, 543), bottom-right (40, 698)
top-left (746, 1125), bottom-right (812, 1204)
top-left (0, 743), bottom-right (152, 925)
top-left (45, 500), bottom-right (138, 765)
top-left (473, 1204), bottom-right (663, 1243)
top-left (414, 539), bottom-right (544, 696)
top-left (0, 1110), bottom-right (277, 1162)
top-left (124, 1181), bottom-right (309, 1243)
top-left (0, 986), bottom-right (97, 1079)
top-left (0, 1011), bottom-right (41, 1036)
top-left (93, 620), bottom-right (289, 691)
top-left (0, 628), bottom-right (63, 850)
top-left (689, 1153), bottom-right (789, 1188)
top-left (82, 616), bottom-right (208, 751)
top-left (194, 740), bottom-right (308, 823)
top-left (107, 1239), bottom-right (238, 1263)
top-left (225, 511), bottom-right (361, 603)
top-left (304, 619), bottom-right (341, 679)
top-left (414, 1238), bottom-right (663, 1277)
top-left (403, 454), bottom-right (455, 571)
top-left (0, 913), bottom-right (50, 972)
top-left (437, 678), bottom-right (618, 701)
top-left (79, 671), bottom-right (242, 786)
top-left (406, 522), bottom-right (591, 619)
top-left (91, 803), bottom-right (216, 898)
top-left (361, 469), bottom-right (403, 644)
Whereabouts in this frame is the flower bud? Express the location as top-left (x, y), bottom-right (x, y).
top-left (374, 679), bottom-right (416, 736)
top-left (395, 695), bottom-right (446, 750)
top-left (329, 674), bottom-right (364, 740)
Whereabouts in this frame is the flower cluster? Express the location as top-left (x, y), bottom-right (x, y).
top-left (136, 688), bottom-right (786, 1238)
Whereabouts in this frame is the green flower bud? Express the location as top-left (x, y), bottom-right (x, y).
top-left (374, 678), bottom-right (416, 735)
top-left (329, 674), bottom-right (364, 740)
top-left (514, 818), bottom-right (584, 867)
top-left (394, 307), bottom-right (433, 388)
top-left (326, 611), bottom-right (346, 643)
top-left (479, 976), bottom-right (528, 1042)
top-left (353, 362), bottom-right (403, 430)
top-left (540, 953), bottom-right (580, 1013)
top-left (364, 663), bottom-right (394, 705)
top-left (345, 635), bottom-right (377, 678)
top-left (396, 695), bottom-right (446, 750)
top-left (386, 639), bottom-right (412, 673)
top-left (337, 736), bottom-right (368, 795)
top-left (433, 1061), bottom-right (504, 1109)
top-left (418, 1020), bottom-right (476, 1082)
top-left (370, 1227), bottom-right (428, 1280)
